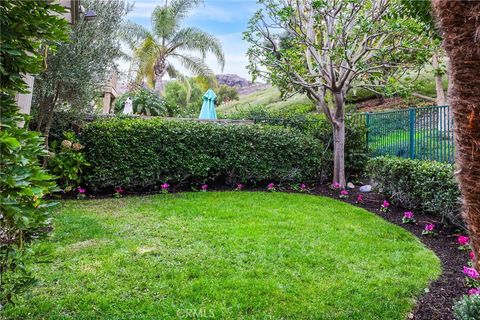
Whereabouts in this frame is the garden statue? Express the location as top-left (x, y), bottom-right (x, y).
top-left (123, 97), bottom-right (133, 114)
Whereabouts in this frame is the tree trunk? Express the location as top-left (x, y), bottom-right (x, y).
top-left (332, 92), bottom-right (346, 188)
top-left (432, 53), bottom-right (446, 106)
top-left (433, 0), bottom-right (480, 269)
top-left (332, 120), bottom-right (346, 188)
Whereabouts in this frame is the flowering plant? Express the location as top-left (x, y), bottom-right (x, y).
top-left (201, 184), bottom-right (208, 192)
top-left (339, 190), bottom-right (349, 199)
top-left (402, 211), bottom-right (415, 224)
top-left (330, 182), bottom-right (341, 190)
top-left (422, 223), bottom-right (436, 236)
top-left (380, 200), bottom-right (390, 212)
top-left (114, 186), bottom-right (124, 198)
top-left (356, 194), bottom-right (364, 204)
top-left (300, 183), bottom-right (307, 192)
top-left (470, 251), bottom-right (476, 261)
top-left (458, 235), bottom-right (471, 251)
top-left (463, 266), bottom-right (480, 288)
top-left (267, 183), bottom-right (276, 192)
top-left (235, 183), bottom-right (244, 191)
top-left (76, 187), bottom-right (86, 200)
top-left (468, 288), bottom-right (480, 295)
top-left (161, 183), bottom-right (170, 194)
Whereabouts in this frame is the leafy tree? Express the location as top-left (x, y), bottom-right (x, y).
top-left (164, 79), bottom-right (203, 116)
top-left (244, 0), bottom-right (430, 187)
top-left (401, 0), bottom-right (447, 105)
top-left (125, 0), bottom-right (225, 92)
top-left (216, 84), bottom-right (239, 105)
top-left (32, 0), bottom-right (131, 149)
top-left (432, 0), bottom-right (480, 269)
top-left (0, 0), bottom-right (68, 307)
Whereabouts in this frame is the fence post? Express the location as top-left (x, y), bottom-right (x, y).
top-left (365, 112), bottom-right (370, 152)
top-left (409, 108), bottom-right (416, 159)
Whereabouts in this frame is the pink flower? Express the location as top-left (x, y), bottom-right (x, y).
top-left (300, 183), bottom-right (306, 190)
top-left (161, 183), bottom-right (170, 190)
top-left (463, 266), bottom-right (480, 279)
top-left (382, 200), bottom-right (390, 208)
top-left (403, 211), bottom-right (414, 219)
top-left (470, 251), bottom-right (475, 261)
top-left (267, 183), bottom-right (275, 190)
top-left (115, 187), bottom-right (124, 194)
top-left (357, 195), bottom-right (363, 203)
top-left (201, 184), bottom-right (208, 191)
top-left (468, 288), bottom-right (480, 295)
top-left (425, 224), bottom-right (435, 232)
top-left (236, 183), bottom-right (244, 190)
top-left (340, 190), bottom-right (349, 195)
top-left (463, 267), bottom-right (479, 279)
top-left (331, 182), bottom-right (341, 189)
top-left (77, 187), bottom-right (86, 194)
top-left (458, 235), bottom-right (470, 246)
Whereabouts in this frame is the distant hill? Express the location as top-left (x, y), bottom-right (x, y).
top-left (216, 74), bottom-right (270, 96)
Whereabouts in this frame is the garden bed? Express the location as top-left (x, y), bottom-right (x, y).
top-left (311, 184), bottom-right (467, 320)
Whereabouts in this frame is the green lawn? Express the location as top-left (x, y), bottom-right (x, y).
top-left (4, 192), bottom-right (440, 320)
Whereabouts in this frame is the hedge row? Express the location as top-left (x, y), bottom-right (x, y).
top-left (82, 118), bottom-right (326, 191)
top-left (366, 156), bottom-right (461, 225)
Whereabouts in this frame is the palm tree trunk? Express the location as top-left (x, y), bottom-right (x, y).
top-left (433, 0), bottom-right (480, 269)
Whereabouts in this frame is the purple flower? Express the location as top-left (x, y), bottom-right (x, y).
top-left (470, 251), bottom-right (475, 261)
top-left (403, 211), bottom-right (414, 219)
top-left (340, 190), bottom-right (349, 195)
top-left (382, 200), bottom-right (390, 208)
top-left (463, 266), bottom-right (480, 279)
top-left (357, 195), bottom-right (363, 203)
top-left (468, 288), bottom-right (480, 295)
top-left (201, 184), bottom-right (208, 191)
top-left (425, 223), bottom-right (435, 232)
top-left (77, 187), bottom-right (86, 194)
top-left (161, 183), bottom-right (170, 190)
top-left (300, 183), bottom-right (306, 190)
top-left (267, 183), bottom-right (275, 190)
top-left (115, 187), bottom-right (124, 194)
top-left (236, 183), bottom-right (244, 190)
top-left (458, 235), bottom-right (470, 246)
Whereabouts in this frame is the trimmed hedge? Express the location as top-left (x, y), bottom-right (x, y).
top-left (82, 118), bottom-right (326, 191)
top-left (367, 156), bottom-right (461, 225)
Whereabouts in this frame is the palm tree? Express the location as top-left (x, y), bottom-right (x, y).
top-left (124, 0), bottom-right (225, 92)
top-left (432, 0), bottom-right (480, 268)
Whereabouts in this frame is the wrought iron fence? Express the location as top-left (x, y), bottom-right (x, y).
top-left (360, 105), bottom-right (455, 163)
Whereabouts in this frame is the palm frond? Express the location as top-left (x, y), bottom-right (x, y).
top-left (171, 54), bottom-right (214, 77)
top-left (168, 27), bottom-right (225, 70)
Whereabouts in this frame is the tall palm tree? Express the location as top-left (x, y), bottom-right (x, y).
top-left (125, 0), bottom-right (225, 92)
top-left (432, 0), bottom-right (480, 268)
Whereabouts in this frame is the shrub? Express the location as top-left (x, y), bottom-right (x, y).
top-left (367, 157), bottom-right (461, 225)
top-left (0, 0), bottom-right (67, 307)
top-left (114, 87), bottom-right (170, 116)
top-left (226, 106), bottom-right (367, 180)
top-left (48, 131), bottom-right (89, 192)
top-left (82, 118), bottom-right (326, 191)
top-left (453, 294), bottom-right (480, 320)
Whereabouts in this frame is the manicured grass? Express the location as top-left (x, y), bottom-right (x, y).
top-left (4, 192), bottom-right (440, 319)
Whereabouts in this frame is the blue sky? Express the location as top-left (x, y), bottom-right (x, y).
top-left (126, 0), bottom-right (257, 79)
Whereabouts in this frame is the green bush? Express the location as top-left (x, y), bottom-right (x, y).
top-left (82, 118), bottom-right (326, 191)
top-left (453, 295), bottom-right (480, 320)
top-left (114, 87), bottom-right (171, 116)
top-left (225, 106), bottom-right (367, 180)
top-left (366, 156), bottom-right (461, 225)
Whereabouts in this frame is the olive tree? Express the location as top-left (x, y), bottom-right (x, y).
top-left (244, 0), bottom-right (430, 187)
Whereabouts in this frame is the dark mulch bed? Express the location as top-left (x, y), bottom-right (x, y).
top-left (66, 183), bottom-right (468, 319)
top-left (310, 184), bottom-right (468, 320)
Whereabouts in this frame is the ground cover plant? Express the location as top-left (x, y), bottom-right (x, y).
top-left (3, 192), bottom-right (440, 319)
